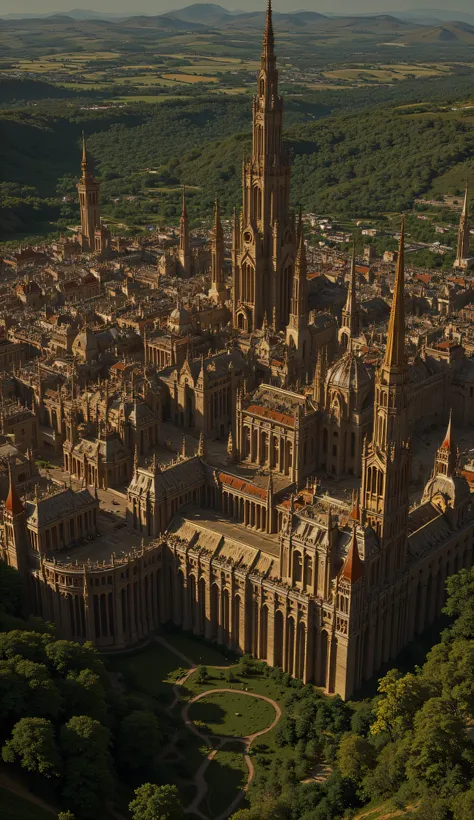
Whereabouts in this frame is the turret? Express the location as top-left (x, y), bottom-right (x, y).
top-left (209, 195), bottom-right (226, 304)
top-left (179, 187), bottom-right (192, 278)
top-left (339, 243), bottom-right (359, 350)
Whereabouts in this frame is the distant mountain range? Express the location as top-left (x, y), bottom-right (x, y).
top-left (1, 3), bottom-right (474, 42)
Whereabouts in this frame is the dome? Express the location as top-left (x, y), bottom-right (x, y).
top-left (422, 473), bottom-right (470, 508)
top-left (326, 351), bottom-right (372, 393)
top-left (168, 305), bottom-right (191, 334)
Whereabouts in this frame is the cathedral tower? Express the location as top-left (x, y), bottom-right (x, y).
top-left (232, 0), bottom-right (296, 332)
top-left (361, 220), bottom-right (410, 581)
top-left (178, 187), bottom-right (192, 278)
top-left (454, 183), bottom-right (472, 269)
top-left (77, 133), bottom-right (101, 251)
top-left (286, 217), bottom-right (310, 366)
top-left (339, 244), bottom-right (359, 350)
top-left (209, 195), bottom-right (226, 304)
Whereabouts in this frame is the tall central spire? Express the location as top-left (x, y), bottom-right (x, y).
top-left (262, 0), bottom-right (275, 66)
top-left (384, 218), bottom-right (405, 370)
top-left (232, 3), bottom-right (294, 333)
top-left (81, 132), bottom-right (91, 180)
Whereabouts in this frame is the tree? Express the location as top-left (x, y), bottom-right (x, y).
top-left (361, 740), bottom-right (407, 800)
top-left (45, 639), bottom-right (106, 681)
top-left (196, 665), bottom-right (209, 684)
top-left (453, 783), bottom-right (474, 820)
top-left (405, 697), bottom-right (469, 795)
top-left (60, 715), bottom-right (114, 818)
top-left (129, 783), bottom-right (183, 820)
top-left (58, 813), bottom-right (76, 820)
top-left (117, 710), bottom-right (161, 772)
top-left (0, 629), bottom-right (50, 663)
top-left (337, 733), bottom-right (376, 784)
top-left (14, 657), bottom-right (62, 718)
top-left (422, 638), bottom-right (474, 714)
top-left (370, 669), bottom-right (430, 739)
top-left (2, 717), bottom-right (61, 777)
top-left (60, 668), bottom-right (107, 722)
top-left (444, 568), bottom-right (474, 640)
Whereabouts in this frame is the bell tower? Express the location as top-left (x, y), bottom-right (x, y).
top-left (360, 220), bottom-right (410, 581)
top-left (77, 132), bottom-right (101, 251)
top-left (232, 0), bottom-right (296, 332)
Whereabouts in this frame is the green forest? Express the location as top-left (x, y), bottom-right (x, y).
top-left (1, 63), bottom-right (474, 242)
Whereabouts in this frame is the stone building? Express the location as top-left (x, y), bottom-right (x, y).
top-left (1, 4), bottom-right (474, 701)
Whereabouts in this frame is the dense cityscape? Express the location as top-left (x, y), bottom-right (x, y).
top-left (0, 3), bottom-right (474, 820)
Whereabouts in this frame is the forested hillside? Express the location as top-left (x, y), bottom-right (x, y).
top-left (1, 67), bottom-right (474, 240)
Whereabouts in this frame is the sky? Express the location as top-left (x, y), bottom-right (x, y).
top-left (1, 0), bottom-right (474, 16)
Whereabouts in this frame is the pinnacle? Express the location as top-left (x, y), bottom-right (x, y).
top-left (384, 217), bottom-right (406, 370)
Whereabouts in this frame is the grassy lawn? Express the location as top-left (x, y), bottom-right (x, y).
top-left (106, 641), bottom-right (191, 706)
top-left (0, 787), bottom-right (55, 820)
top-left (201, 744), bottom-right (248, 819)
top-left (160, 629), bottom-right (234, 667)
top-left (189, 691), bottom-right (276, 738)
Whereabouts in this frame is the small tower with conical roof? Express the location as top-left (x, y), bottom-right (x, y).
top-left (433, 410), bottom-right (457, 478)
top-left (178, 187), bottom-right (192, 278)
top-left (454, 183), bottom-right (472, 269)
top-left (2, 466), bottom-right (29, 573)
top-left (209, 195), bottom-right (226, 304)
top-left (77, 132), bottom-right (101, 252)
top-left (339, 243), bottom-right (359, 350)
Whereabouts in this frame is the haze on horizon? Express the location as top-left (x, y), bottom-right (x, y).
top-left (2, 0), bottom-right (474, 18)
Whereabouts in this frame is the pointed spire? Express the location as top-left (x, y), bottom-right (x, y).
top-left (81, 131), bottom-right (91, 180)
top-left (436, 409), bottom-right (457, 477)
top-left (384, 217), bottom-right (406, 370)
top-left (181, 185), bottom-right (187, 219)
top-left (341, 526), bottom-right (363, 585)
top-left (455, 181), bottom-right (471, 265)
top-left (462, 181), bottom-right (469, 218)
top-left (262, 0), bottom-right (275, 60)
top-left (442, 409), bottom-right (453, 450)
top-left (134, 444), bottom-right (138, 476)
top-left (5, 463), bottom-right (24, 516)
top-left (349, 489), bottom-right (360, 523)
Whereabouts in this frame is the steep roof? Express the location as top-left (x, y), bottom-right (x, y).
top-left (340, 527), bottom-right (363, 584)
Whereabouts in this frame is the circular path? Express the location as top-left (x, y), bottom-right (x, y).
top-left (183, 688), bottom-right (281, 820)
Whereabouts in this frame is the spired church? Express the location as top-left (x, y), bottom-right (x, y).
top-left (1, 2), bottom-right (474, 700)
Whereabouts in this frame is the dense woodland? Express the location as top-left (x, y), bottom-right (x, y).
top-left (1, 64), bottom-right (474, 241)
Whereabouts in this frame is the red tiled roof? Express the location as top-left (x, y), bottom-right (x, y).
top-left (218, 472), bottom-right (267, 500)
top-left (245, 404), bottom-right (295, 427)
